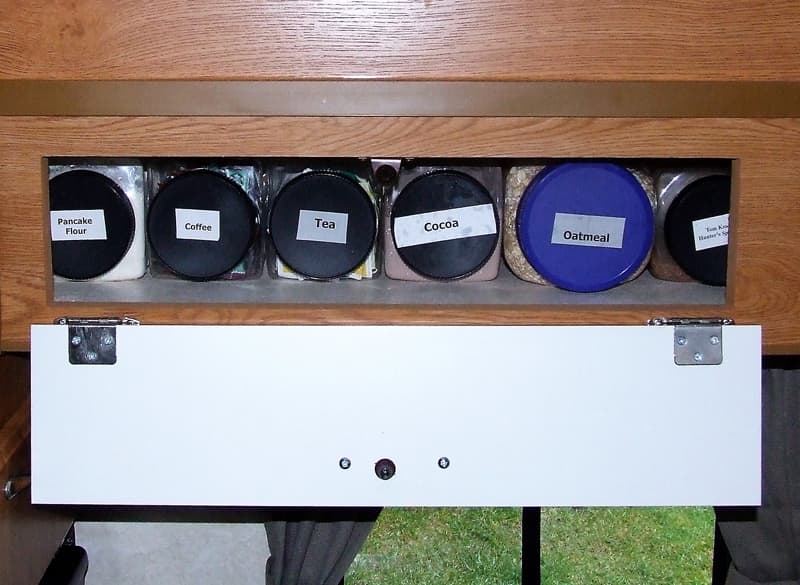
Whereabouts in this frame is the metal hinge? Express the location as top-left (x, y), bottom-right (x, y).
top-left (648, 317), bottom-right (734, 366)
top-left (55, 316), bottom-right (140, 365)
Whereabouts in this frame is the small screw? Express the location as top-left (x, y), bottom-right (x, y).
top-left (339, 458), bottom-right (351, 470)
top-left (709, 335), bottom-right (720, 345)
top-left (100, 334), bottom-right (115, 346)
top-left (438, 457), bottom-right (450, 469)
top-left (694, 352), bottom-right (704, 362)
top-left (85, 351), bottom-right (98, 362)
top-left (676, 336), bottom-right (687, 346)
top-left (3, 480), bottom-right (15, 501)
top-left (70, 335), bottom-right (82, 346)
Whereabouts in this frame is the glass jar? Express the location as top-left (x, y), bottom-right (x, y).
top-left (147, 161), bottom-right (264, 281)
top-left (383, 165), bottom-right (503, 281)
top-left (267, 163), bottom-right (378, 281)
top-left (49, 162), bottom-right (146, 281)
top-left (504, 162), bottom-right (656, 292)
top-left (649, 166), bottom-right (731, 286)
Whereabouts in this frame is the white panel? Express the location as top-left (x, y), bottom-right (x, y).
top-left (31, 325), bottom-right (761, 507)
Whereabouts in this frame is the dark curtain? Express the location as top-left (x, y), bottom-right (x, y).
top-left (717, 364), bottom-right (800, 584)
top-left (265, 508), bottom-right (381, 585)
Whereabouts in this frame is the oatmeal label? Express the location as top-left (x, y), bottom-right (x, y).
top-left (393, 204), bottom-right (497, 248)
top-left (550, 212), bottom-right (626, 249)
top-left (296, 210), bottom-right (349, 244)
top-left (50, 209), bottom-right (108, 241)
top-left (175, 208), bottom-right (220, 242)
top-left (692, 213), bottom-right (729, 251)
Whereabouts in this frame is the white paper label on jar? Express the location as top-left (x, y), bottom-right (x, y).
top-left (296, 210), bottom-right (349, 244)
top-left (50, 209), bottom-right (108, 241)
top-left (692, 213), bottom-right (729, 251)
top-left (550, 212), bottom-right (626, 249)
top-left (393, 204), bottom-right (497, 248)
top-left (175, 208), bottom-right (220, 242)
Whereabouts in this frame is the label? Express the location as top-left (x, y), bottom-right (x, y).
top-left (50, 209), bottom-right (107, 241)
top-left (175, 208), bottom-right (220, 242)
top-left (692, 213), bottom-right (729, 251)
top-left (296, 210), bottom-right (349, 244)
top-left (550, 213), bottom-right (626, 249)
top-left (393, 204), bottom-right (497, 248)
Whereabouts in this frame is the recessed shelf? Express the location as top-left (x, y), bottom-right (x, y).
top-left (53, 266), bottom-right (724, 307)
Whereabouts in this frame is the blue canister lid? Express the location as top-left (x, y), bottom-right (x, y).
top-left (516, 162), bottom-right (654, 292)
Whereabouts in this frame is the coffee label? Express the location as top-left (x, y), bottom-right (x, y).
top-left (296, 210), bottom-right (349, 244)
top-left (175, 208), bottom-right (220, 242)
top-left (393, 204), bottom-right (497, 248)
top-left (550, 212), bottom-right (626, 249)
top-left (692, 213), bottom-right (729, 251)
top-left (50, 209), bottom-right (108, 241)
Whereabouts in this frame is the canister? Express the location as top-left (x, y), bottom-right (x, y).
top-left (505, 162), bottom-right (656, 292)
top-left (384, 166), bottom-right (502, 281)
top-left (650, 167), bottom-right (731, 286)
top-left (268, 165), bottom-right (378, 281)
top-left (147, 163), bottom-right (263, 281)
top-left (49, 163), bottom-right (146, 281)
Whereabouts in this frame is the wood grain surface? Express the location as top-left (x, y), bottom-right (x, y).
top-left (1, 1), bottom-right (799, 81)
top-left (0, 399), bottom-right (29, 483)
top-left (0, 354), bottom-right (73, 585)
top-left (1, 115), bottom-right (798, 352)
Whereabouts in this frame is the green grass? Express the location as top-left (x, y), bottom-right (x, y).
top-left (347, 507), bottom-right (715, 585)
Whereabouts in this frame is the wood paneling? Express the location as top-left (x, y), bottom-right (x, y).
top-left (1, 1), bottom-right (799, 82)
top-left (1, 116), bottom-right (798, 352)
top-left (0, 355), bottom-right (27, 431)
top-left (0, 354), bottom-right (73, 585)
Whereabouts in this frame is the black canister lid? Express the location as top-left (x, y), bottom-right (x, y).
top-left (664, 174), bottom-right (731, 286)
top-left (269, 171), bottom-right (377, 280)
top-left (147, 169), bottom-right (258, 281)
top-left (391, 170), bottom-right (499, 280)
top-left (49, 170), bottom-right (135, 280)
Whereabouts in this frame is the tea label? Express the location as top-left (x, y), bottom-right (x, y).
top-left (296, 210), bottom-right (349, 244)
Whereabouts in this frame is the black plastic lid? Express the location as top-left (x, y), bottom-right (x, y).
top-left (269, 171), bottom-right (377, 279)
top-left (391, 170), bottom-right (499, 280)
top-left (49, 170), bottom-right (135, 280)
top-left (147, 169), bottom-right (258, 281)
top-left (664, 174), bottom-right (731, 286)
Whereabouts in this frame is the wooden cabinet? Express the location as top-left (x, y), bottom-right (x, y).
top-left (0, 354), bottom-right (73, 584)
top-left (1, 2), bottom-right (797, 580)
top-left (1, 3), bottom-right (799, 353)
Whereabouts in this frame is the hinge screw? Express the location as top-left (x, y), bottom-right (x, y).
top-left (676, 336), bottom-right (687, 346)
top-left (694, 352), bottom-right (704, 362)
top-left (709, 335), bottom-right (720, 345)
top-left (70, 335), bottom-right (82, 346)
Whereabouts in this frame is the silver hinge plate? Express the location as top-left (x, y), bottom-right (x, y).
top-left (55, 316), bottom-right (139, 365)
top-left (649, 317), bottom-right (734, 366)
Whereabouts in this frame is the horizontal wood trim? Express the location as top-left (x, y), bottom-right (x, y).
top-left (2, 81), bottom-right (800, 118)
top-left (1, 1), bottom-right (799, 81)
top-left (0, 116), bottom-right (798, 352)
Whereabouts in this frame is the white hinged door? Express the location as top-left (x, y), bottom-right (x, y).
top-left (31, 324), bottom-right (761, 507)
